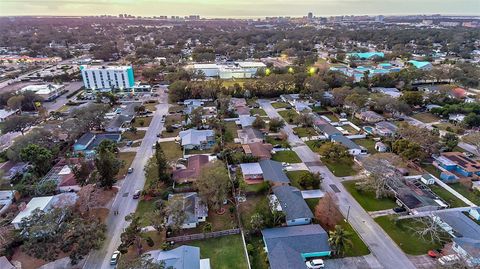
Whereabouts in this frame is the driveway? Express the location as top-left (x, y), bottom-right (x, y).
top-left (260, 99), bottom-right (416, 269)
top-left (301, 189), bottom-right (324, 199)
top-left (324, 254), bottom-right (383, 269)
top-left (82, 87), bottom-right (170, 269)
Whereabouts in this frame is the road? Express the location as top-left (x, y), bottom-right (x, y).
top-left (82, 87), bottom-right (169, 269)
top-left (260, 100), bottom-right (416, 269)
top-left (42, 81), bottom-right (83, 112)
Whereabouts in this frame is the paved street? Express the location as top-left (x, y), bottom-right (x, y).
top-left (260, 100), bottom-right (416, 269)
top-left (82, 87), bottom-right (170, 269)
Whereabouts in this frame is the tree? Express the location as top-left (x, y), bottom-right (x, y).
top-left (252, 117), bottom-right (266, 129)
top-left (94, 140), bottom-right (122, 189)
top-left (148, 206), bottom-right (166, 234)
top-left (203, 222), bottom-right (213, 233)
top-left (397, 123), bottom-right (439, 155)
top-left (72, 159), bottom-right (93, 186)
top-left (119, 214), bottom-right (154, 256)
top-left (359, 154), bottom-right (404, 198)
top-left (154, 142), bottom-right (169, 182)
top-left (166, 195), bottom-right (187, 232)
top-left (7, 95), bottom-right (24, 111)
top-left (189, 107), bottom-right (203, 129)
top-left (392, 139), bottom-right (425, 161)
top-left (297, 172), bottom-right (322, 190)
top-left (318, 142), bottom-right (349, 162)
top-left (250, 213), bottom-right (265, 234)
top-left (409, 217), bottom-right (448, 244)
top-left (328, 225), bottom-right (353, 257)
top-left (442, 133), bottom-right (459, 152)
top-left (400, 91), bottom-right (423, 106)
top-left (195, 161), bottom-right (231, 211)
top-left (1, 115), bottom-right (36, 135)
top-left (118, 257), bottom-right (166, 269)
top-left (20, 144), bottom-right (53, 176)
top-left (331, 87), bottom-right (351, 106)
top-left (344, 93), bottom-right (368, 118)
top-left (463, 113), bottom-right (480, 128)
top-left (462, 133), bottom-right (480, 156)
top-left (268, 117), bottom-right (285, 132)
top-left (314, 192), bottom-right (343, 230)
top-left (295, 113), bottom-right (314, 127)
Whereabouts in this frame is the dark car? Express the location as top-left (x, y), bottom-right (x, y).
top-left (393, 207), bottom-right (406, 213)
top-left (133, 190), bottom-right (141, 199)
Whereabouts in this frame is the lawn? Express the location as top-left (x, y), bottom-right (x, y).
top-left (184, 235), bottom-right (248, 269)
top-left (432, 123), bottom-right (464, 134)
top-left (375, 216), bottom-right (444, 255)
top-left (246, 235), bottom-right (269, 269)
top-left (165, 113), bottom-right (183, 125)
top-left (322, 158), bottom-right (357, 177)
top-left (343, 180), bottom-right (397, 211)
top-left (250, 108), bottom-right (267, 117)
top-left (340, 124), bottom-right (359, 134)
top-left (287, 170), bottom-right (317, 190)
top-left (271, 102), bottom-right (290, 109)
top-left (305, 140), bottom-right (323, 152)
top-left (222, 79), bottom-right (248, 88)
top-left (293, 127), bottom-right (317, 138)
top-left (312, 106), bottom-right (328, 113)
top-left (412, 112), bottom-right (440, 123)
top-left (278, 110), bottom-right (298, 124)
top-left (132, 116), bottom-right (153, 128)
top-left (135, 199), bottom-right (156, 226)
top-left (272, 150), bottom-right (302, 163)
top-left (429, 184), bottom-right (467, 208)
top-left (161, 128), bottom-right (180, 138)
top-left (242, 180), bottom-right (269, 194)
top-left (355, 138), bottom-right (377, 153)
top-left (159, 141), bottom-right (183, 162)
top-left (144, 101), bottom-right (158, 112)
top-left (421, 163), bottom-right (441, 178)
top-left (325, 113), bottom-right (339, 122)
top-left (449, 183), bottom-right (480, 205)
top-left (168, 105), bottom-right (184, 114)
top-left (305, 198), bottom-right (319, 213)
top-left (117, 152), bottom-right (136, 178)
top-left (265, 136), bottom-right (290, 148)
top-left (121, 130), bottom-right (146, 141)
top-left (225, 121), bottom-right (238, 142)
top-left (340, 221), bottom-right (371, 257)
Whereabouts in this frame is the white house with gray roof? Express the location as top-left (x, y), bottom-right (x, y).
top-left (179, 129), bottom-right (215, 150)
top-left (167, 192), bottom-right (208, 229)
top-left (145, 245), bottom-right (211, 269)
top-left (271, 185), bottom-right (313, 226)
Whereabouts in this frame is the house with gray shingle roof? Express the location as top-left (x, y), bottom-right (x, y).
top-left (262, 224), bottom-right (331, 269)
top-left (146, 245), bottom-right (211, 269)
top-left (271, 185), bottom-right (313, 226)
top-left (167, 192), bottom-right (208, 229)
top-left (179, 129), bottom-right (215, 150)
top-left (259, 160), bottom-right (290, 185)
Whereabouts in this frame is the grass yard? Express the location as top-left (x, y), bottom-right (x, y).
top-left (271, 102), bottom-right (290, 109)
top-left (343, 181), bottom-right (397, 211)
top-left (305, 198), bottom-right (319, 213)
top-left (161, 128), bottom-right (180, 138)
top-left (185, 147), bottom-right (215, 155)
top-left (429, 184), bottom-right (467, 208)
top-left (144, 101), bottom-right (158, 112)
top-left (375, 216), bottom-right (444, 255)
top-left (412, 112), bottom-right (440, 123)
top-left (272, 150), bottom-right (302, 163)
top-left (225, 121), bottom-right (239, 142)
top-left (265, 136), bottom-right (290, 148)
top-left (449, 183), bottom-right (480, 205)
top-left (432, 122), bottom-right (464, 134)
top-left (293, 127), bottom-right (317, 138)
top-left (325, 113), bottom-right (339, 122)
top-left (250, 108), bottom-right (267, 117)
top-left (222, 79), bottom-right (247, 88)
top-left (322, 158), bottom-right (357, 177)
top-left (121, 130), bottom-right (146, 141)
top-left (247, 235), bottom-right (269, 269)
top-left (243, 180), bottom-right (269, 194)
top-left (287, 170), bottom-right (316, 190)
top-left (340, 124), bottom-right (359, 134)
top-left (312, 106), bottom-right (328, 113)
top-left (165, 113), bottom-right (183, 125)
top-left (184, 235), bottom-right (248, 269)
top-left (355, 138), bottom-right (377, 153)
top-left (159, 141), bottom-right (183, 162)
top-left (135, 199), bottom-right (156, 226)
top-left (421, 163), bottom-right (441, 178)
top-left (132, 116), bottom-right (153, 128)
top-left (117, 152), bottom-right (136, 178)
top-left (278, 109), bottom-right (299, 124)
top-left (305, 140), bottom-right (323, 153)
top-left (340, 221), bottom-right (371, 257)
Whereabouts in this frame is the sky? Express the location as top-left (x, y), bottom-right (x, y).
top-left (0, 0), bottom-right (479, 18)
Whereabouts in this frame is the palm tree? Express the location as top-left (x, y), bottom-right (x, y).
top-left (328, 225), bottom-right (353, 257)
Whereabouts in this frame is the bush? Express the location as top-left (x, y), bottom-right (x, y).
top-left (246, 244), bottom-right (254, 254)
top-left (165, 124), bottom-right (174, 132)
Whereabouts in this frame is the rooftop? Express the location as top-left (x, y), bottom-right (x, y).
top-left (259, 160), bottom-right (290, 184)
top-left (240, 162), bottom-right (263, 175)
top-left (146, 245), bottom-right (202, 269)
top-left (272, 185), bottom-right (313, 221)
top-left (11, 196), bottom-right (54, 225)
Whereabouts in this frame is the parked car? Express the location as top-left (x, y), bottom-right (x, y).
top-left (128, 167), bottom-right (134, 174)
top-left (126, 141), bottom-right (133, 147)
top-left (110, 251), bottom-right (120, 265)
top-left (133, 190), bottom-right (141, 199)
top-left (428, 249), bottom-right (440, 258)
top-left (305, 259), bottom-right (324, 269)
top-left (393, 207), bottom-right (406, 213)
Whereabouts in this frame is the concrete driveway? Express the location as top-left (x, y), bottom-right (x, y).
top-left (301, 189), bottom-right (324, 199)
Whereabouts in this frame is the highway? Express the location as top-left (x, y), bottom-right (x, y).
top-left (82, 87), bottom-right (169, 269)
top-left (259, 100), bottom-right (416, 269)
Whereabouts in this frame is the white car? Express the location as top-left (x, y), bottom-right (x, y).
top-left (110, 251), bottom-right (120, 265)
top-left (305, 259), bottom-right (324, 269)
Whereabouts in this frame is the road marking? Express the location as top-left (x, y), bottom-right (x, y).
top-left (329, 184), bottom-right (341, 193)
top-left (122, 192), bottom-right (129, 197)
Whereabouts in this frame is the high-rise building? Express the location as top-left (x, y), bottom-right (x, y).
top-left (307, 12), bottom-right (313, 19)
top-left (80, 65), bottom-right (135, 91)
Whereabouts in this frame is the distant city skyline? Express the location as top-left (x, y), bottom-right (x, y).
top-left (0, 0), bottom-right (479, 18)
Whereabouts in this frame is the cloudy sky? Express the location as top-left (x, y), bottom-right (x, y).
top-left (0, 0), bottom-right (479, 18)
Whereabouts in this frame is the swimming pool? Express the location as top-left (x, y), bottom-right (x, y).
top-left (363, 126), bottom-right (374, 134)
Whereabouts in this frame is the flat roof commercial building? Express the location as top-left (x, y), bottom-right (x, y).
top-left (80, 65), bottom-right (135, 91)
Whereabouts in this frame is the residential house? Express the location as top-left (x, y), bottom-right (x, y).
top-left (294, 102), bottom-right (312, 113)
top-left (240, 163), bottom-right (263, 184)
top-left (355, 111), bottom-right (384, 123)
top-left (449, 114), bottom-right (466, 123)
top-left (236, 115), bottom-right (257, 129)
top-left (41, 159), bottom-right (84, 192)
top-left (347, 52), bottom-right (384, 61)
top-left (374, 121), bottom-right (398, 136)
top-left (237, 126), bottom-right (264, 144)
top-left (184, 99), bottom-right (205, 115)
top-left (0, 109), bottom-right (18, 122)
top-left (469, 208), bottom-right (480, 221)
top-left (420, 174), bottom-right (435, 185)
top-left (179, 129), bottom-right (216, 150)
top-left (262, 225), bottom-right (331, 269)
top-left (105, 102), bottom-right (141, 133)
top-left (435, 211), bottom-right (480, 266)
top-left (230, 98), bottom-right (250, 116)
top-left (242, 142), bottom-right (273, 160)
top-left (259, 160), bottom-right (290, 185)
top-left (270, 185), bottom-right (313, 226)
top-left (280, 94), bottom-right (300, 106)
top-left (172, 155), bottom-right (210, 184)
top-left (0, 256), bottom-right (15, 269)
top-left (331, 135), bottom-right (365, 155)
top-left (313, 116), bottom-right (365, 155)
top-left (11, 196), bottom-right (54, 229)
top-left (375, 141), bottom-right (388, 152)
top-left (0, 190), bottom-right (16, 215)
top-left (145, 245), bottom-right (211, 269)
top-left (435, 152), bottom-right (480, 179)
top-left (389, 177), bottom-right (447, 213)
top-left (371, 87), bottom-right (401, 98)
top-left (408, 60), bottom-right (433, 70)
top-left (0, 161), bottom-right (28, 181)
top-left (167, 192), bottom-right (208, 229)
top-left (73, 132), bottom-right (121, 157)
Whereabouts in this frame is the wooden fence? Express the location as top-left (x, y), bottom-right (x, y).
top-left (166, 228), bottom-right (240, 243)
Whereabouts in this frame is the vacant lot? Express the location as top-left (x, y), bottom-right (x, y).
top-left (412, 112), bottom-right (440, 123)
top-left (121, 130), bottom-right (146, 141)
top-left (272, 150), bottom-right (302, 163)
top-left (343, 180), bottom-right (397, 211)
top-left (271, 102), bottom-right (290, 109)
top-left (159, 141), bottom-right (183, 161)
top-left (293, 127), bottom-right (317, 138)
top-left (278, 109), bottom-right (299, 124)
top-left (132, 116), bottom-right (153, 128)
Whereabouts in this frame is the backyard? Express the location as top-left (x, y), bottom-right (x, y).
top-left (343, 180), bottom-right (397, 211)
top-left (375, 216), bottom-right (445, 255)
top-left (272, 150), bottom-right (302, 163)
top-left (225, 121), bottom-right (239, 142)
top-left (429, 184), bottom-right (467, 208)
top-left (355, 138), bottom-right (377, 153)
top-left (449, 183), bottom-right (480, 205)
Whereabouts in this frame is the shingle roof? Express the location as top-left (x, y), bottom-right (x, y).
top-left (172, 155), bottom-right (209, 182)
top-left (147, 245), bottom-right (201, 269)
top-left (262, 225), bottom-right (330, 269)
top-left (75, 132), bottom-right (95, 146)
top-left (436, 211), bottom-right (480, 240)
top-left (179, 129), bottom-right (215, 146)
top-left (259, 160), bottom-right (289, 183)
top-left (331, 135), bottom-right (361, 150)
top-left (240, 163), bottom-right (263, 175)
top-left (453, 237), bottom-right (480, 258)
top-left (272, 185), bottom-right (313, 221)
top-left (242, 142), bottom-right (272, 160)
top-left (168, 192), bottom-right (208, 226)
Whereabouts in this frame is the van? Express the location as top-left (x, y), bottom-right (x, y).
top-left (305, 259), bottom-right (324, 268)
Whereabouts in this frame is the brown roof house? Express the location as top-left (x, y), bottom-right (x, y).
top-left (172, 155), bottom-right (210, 184)
top-left (242, 142), bottom-right (273, 160)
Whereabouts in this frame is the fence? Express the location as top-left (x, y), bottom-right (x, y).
top-left (166, 228), bottom-right (240, 243)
